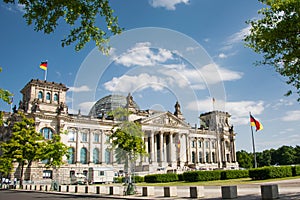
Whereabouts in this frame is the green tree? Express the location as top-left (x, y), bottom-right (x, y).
top-left (0, 157), bottom-right (13, 178)
top-left (109, 108), bottom-right (147, 179)
top-left (245, 0), bottom-right (300, 100)
top-left (256, 149), bottom-right (272, 167)
top-left (273, 145), bottom-right (295, 165)
top-left (294, 145), bottom-right (300, 164)
top-left (40, 133), bottom-right (69, 168)
top-left (0, 67), bottom-right (13, 104)
top-left (236, 150), bottom-right (253, 169)
top-left (0, 113), bottom-right (44, 187)
top-left (3, 0), bottom-right (123, 53)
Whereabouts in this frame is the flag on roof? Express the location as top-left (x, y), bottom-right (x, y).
top-left (40, 61), bottom-right (47, 70)
top-left (250, 114), bottom-right (263, 131)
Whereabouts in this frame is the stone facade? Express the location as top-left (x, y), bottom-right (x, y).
top-left (1, 79), bottom-right (238, 184)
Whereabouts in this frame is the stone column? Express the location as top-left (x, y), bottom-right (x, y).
top-left (159, 132), bottom-right (163, 163)
top-left (89, 129), bottom-right (93, 164)
top-left (195, 137), bottom-right (198, 164)
top-left (100, 130), bottom-right (105, 164)
top-left (144, 135), bottom-right (148, 162)
top-left (169, 132), bottom-right (176, 162)
top-left (76, 129), bottom-right (80, 163)
top-left (150, 131), bottom-right (155, 163)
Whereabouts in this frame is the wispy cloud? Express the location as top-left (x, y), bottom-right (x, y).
top-left (282, 110), bottom-right (300, 121)
top-left (149, 0), bottom-right (189, 10)
top-left (68, 85), bottom-right (92, 93)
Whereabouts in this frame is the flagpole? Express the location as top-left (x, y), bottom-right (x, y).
top-left (250, 112), bottom-right (257, 168)
top-left (44, 68), bottom-right (47, 81)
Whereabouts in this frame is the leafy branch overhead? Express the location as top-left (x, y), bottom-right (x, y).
top-left (244, 0), bottom-right (300, 101)
top-left (4, 0), bottom-right (123, 53)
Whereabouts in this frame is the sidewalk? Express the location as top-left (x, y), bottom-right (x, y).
top-left (7, 178), bottom-right (300, 199)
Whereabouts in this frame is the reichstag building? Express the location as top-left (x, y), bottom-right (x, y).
top-left (2, 79), bottom-right (238, 184)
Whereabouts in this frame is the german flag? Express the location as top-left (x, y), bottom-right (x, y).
top-left (40, 62), bottom-right (47, 70)
top-left (250, 114), bottom-right (263, 131)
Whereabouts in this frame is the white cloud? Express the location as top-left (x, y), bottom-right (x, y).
top-left (149, 0), bottom-right (189, 10)
top-left (114, 42), bottom-right (174, 67)
top-left (271, 99), bottom-right (294, 110)
top-left (68, 85), bottom-right (91, 92)
top-left (2, 3), bottom-right (25, 13)
top-left (104, 73), bottom-right (166, 93)
top-left (186, 98), bottom-right (264, 126)
top-left (282, 110), bottom-right (300, 121)
top-left (218, 53), bottom-right (227, 59)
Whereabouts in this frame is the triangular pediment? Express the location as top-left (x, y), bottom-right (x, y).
top-left (140, 111), bottom-right (190, 128)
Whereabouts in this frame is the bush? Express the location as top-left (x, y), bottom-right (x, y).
top-left (249, 166), bottom-right (292, 180)
top-left (132, 175), bottom-right (144, 183)
top-left (221, 169), bottom-right (249, 180)
top-left (183, 170), bottom-right (221, 182)
top-left (144, 173), bottom-right (178, 183)
top-left (292, 165), bottom-right (300, 176)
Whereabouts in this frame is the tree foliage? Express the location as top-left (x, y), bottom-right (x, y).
top-left (0, 67), bottom-right (13, 104)
top-left (0, 113), bottom-right (69, 185)
top-left (237, 145), bottom-right (300, 168)
top-left (3, 0), bottom-right (123, 53)
top-left (244, 0), bottom-right (300, 100)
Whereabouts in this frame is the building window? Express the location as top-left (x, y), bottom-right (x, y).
top-left (206, 152), bottom-right (209, 163)
top-left (199, 152), bottom-right (203, 163)
top-left (93, 148), bottom-right (99, 164)
top-left (68, 131), bottom-right (75, 141)
top-left (212, 152), bottom-right (216, 163)
top-left (191, 151), bottom-right (195, 163)
top-left (192, 141), bottom-right (195, 148)
top-left (80, 147), bottom-right (87, 164)
top-left (198, 141), bottom-right (202, 148)
top-left (43, 170), bottom-right (52, 179)
top-left (81, 132), bottom-right (87, 142)
top-left (40, 127), bottom-right (53, 140)
top-left (94, 134), bottom-right (100, 143)
top-left (54, 93), bottom-right (58, 101)
top-left (83, 170), bottom-right (88, 177)
top-left (38, 91), bottom-right (43, 100)
top-left (68, 147), bottom-right (75, 164)
top-left (212, 141), bottom-right (215, 148)
top-left (205, 141), bottom-right (209, 148)
top-left (46, 92), bottom-right (51, 101)
top-left (105, 148), bottom-right (111, 164)
top-left (98, 171), bottom-right (104, 176)
top-left (70, 170), bottom-right (75, 178)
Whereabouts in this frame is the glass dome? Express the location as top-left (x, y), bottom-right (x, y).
top-left (88, 94), bottom-right (139, 117)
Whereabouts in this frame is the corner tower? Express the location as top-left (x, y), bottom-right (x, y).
top-left (19, 79), bottom-right (68, 114)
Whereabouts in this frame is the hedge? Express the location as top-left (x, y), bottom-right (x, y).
top-left (292, 165), bottom-right (300, 176)
top-left (144, 173), bottom-right (178, 183)
top-left (183, 170), bottom-right (221, 182)
top-left (249, 166), bottom-right (292, 180)
top-left (221, 169), bottom-right (249, 180)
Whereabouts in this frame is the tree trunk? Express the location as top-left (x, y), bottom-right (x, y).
top-left (19, 161), bottom-right (24, 188)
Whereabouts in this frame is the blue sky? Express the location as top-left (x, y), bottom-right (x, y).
top-left (1, 0), bottom-right (299, 152)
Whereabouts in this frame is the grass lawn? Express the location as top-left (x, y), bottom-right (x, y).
top-left (135, 176), bottom-right (300, 187)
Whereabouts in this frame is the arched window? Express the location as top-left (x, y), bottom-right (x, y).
top-left (105, 148), bottom-right (111, 164)
top-left (93, 148), bottom-right (99, 164)
top-left (40, 127), bottom-right (53, 140)
top-left (68, 147), bottom-right (75, 164)
top-left (46, 92), bottom-right (51, 101)
top-left (54, 93), bottom-right (58, 101)
top-left (212, 152), bottom-right (216, 163)
top-left (80, 147), bottom-right (87, 164)
top-left (38, 91), bottom-right (43, 100)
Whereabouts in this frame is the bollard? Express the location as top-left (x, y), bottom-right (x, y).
top-left (96, 186), bottom-right (100, 194)
top-left (261, 184), bottom-right (279, 200)
top-left (40, 185), bottom-right (43, 191)
top-left (109, 186), bottom-right (113, 195)
top-left (222, 185), bottom-right (237, 199)
top-left (85, 186), bottom-right (88, 193)
top-left (142, 186), bottom-right (155, 196)
top-left (66, 185), bottom-right (69, 192)
top-left (190, 186), bottom-right (204, 198)
top-left (75, 186), bottom-right (78, 193)
top-left (164, 186), bottom-right (177, 197)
